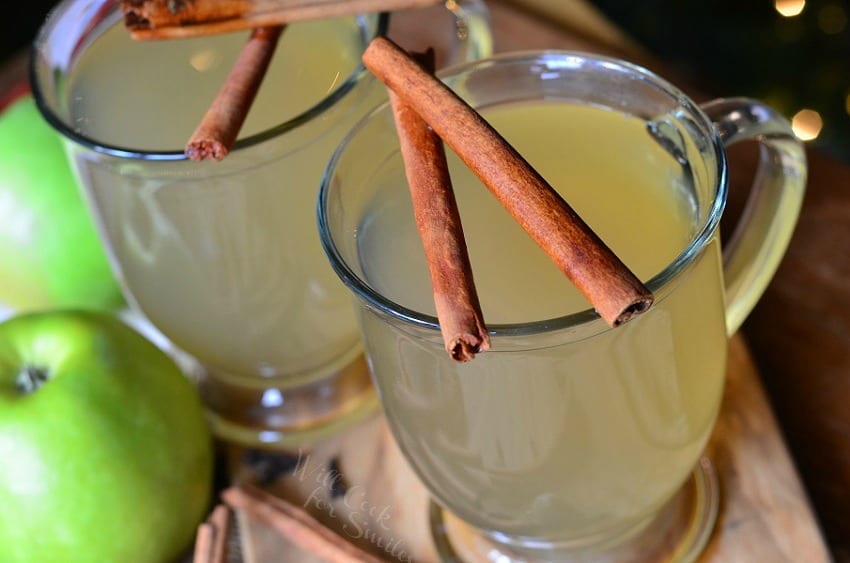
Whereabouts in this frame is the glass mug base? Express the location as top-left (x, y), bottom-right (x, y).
top-left (196, 351), bottom-right (379, 448)
top-left (430, 457), bottom-right (719, 563)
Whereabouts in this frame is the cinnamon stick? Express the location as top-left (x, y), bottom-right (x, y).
top-left (363, 36), bottom-right (653, 327)
top-left (121, 0), bottom-right (441, 40)
top-left (389, 49), bottom-right (489, 362)
top-left (192, 522), bottom-right (215, 563)
top-left (208, 505), bottom-right (231, 563)
top-left (221, 484), bottom-right (385, 563)
top-left (193, 505), bottom-right (231, 563)
top-left (185, 26), bottom-right (283, 161)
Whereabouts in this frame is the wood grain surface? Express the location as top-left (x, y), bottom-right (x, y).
top-left (743, 146), bottom-right (850, 563)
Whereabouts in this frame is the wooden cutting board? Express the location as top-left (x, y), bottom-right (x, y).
top-left (224, 335), bottom-right (828, 562)
top-left (217, 2), bottom-right (829, 561)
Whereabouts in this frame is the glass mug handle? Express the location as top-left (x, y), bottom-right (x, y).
top-left (445, 0), bottom-right (493, 62)
top-left (701, 98), bottom-right (807, 335)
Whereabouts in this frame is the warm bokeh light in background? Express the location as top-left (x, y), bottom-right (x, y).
top-left (592, 0), bottom-right (850, 162)
top-left (775, 0), bottom-right (806, 17)
top-left (792, 109), bottom-right (823, 141)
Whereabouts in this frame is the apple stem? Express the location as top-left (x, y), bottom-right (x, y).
top-left (15, 365), bottom-right (50, 394)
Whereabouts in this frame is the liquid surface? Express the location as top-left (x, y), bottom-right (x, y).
top-left (67, 17), bottom-right (363, 150)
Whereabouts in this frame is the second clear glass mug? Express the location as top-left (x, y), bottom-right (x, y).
top-left (30, 0), bottom-right (491, 447)
top-left (319, 52), bottom-right (806, 560)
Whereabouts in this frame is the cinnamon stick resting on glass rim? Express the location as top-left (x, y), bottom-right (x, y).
top-left (185, 26), bottom-right (283, 161)
top-left (388, 48), bottom-right (489, 362)
top-left (121, 0), bottom-right (442, 39)
top-left (363, 36), bottom-right (654, 327)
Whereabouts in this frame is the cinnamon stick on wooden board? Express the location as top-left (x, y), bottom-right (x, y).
top-left (222, 484), bottom-right (386, 563)
top-left (388, 48), bottom-right (489, 362)
top-left (363, 36), bottom-right (653, 327)
top-left (193, 504), bottom-right (232, 563)
top-left (185, 26), bottom-right (283, 161)
top-left (121, 0), bottom-right (442, 39)
top-left (192, 522), bottom-right (215, 563)
top-left (208, 505), bottom-right (232, 563)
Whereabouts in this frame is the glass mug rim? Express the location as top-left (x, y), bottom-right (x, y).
top-left (318, 49), bottom-right (730, 338)
top-left (29, 0), bottom-right (389, 162)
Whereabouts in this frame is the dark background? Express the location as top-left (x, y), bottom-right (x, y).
top-left (593, 0), bottom-right (850, 164)
top-left (2, 3), bottom-right (57, 60)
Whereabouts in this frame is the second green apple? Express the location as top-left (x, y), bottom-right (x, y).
top-left (0, 93), bottom-right (123, 312)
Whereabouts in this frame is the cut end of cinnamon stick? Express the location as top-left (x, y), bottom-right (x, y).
top-left (185, 140), bottom-right (229, 162)
top-left (450, 333), bottom-right (490, 363)
top-left (612, 295), bottom-right (654, 327)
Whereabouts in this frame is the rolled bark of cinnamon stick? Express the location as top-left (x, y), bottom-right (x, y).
top-left (222, 484), bottom-right (386, 563)
top-left (185, 26), bottom-right (283, 161)
top-left (207, 505), bottom-right (231, 563)
top-left (192, 522), bottom-right (215, 563)
top-left (388, 49), bottom-right (489, 362)
top-left (363, 36), bottom-right (654, 327)
top-left (121, 0), bottom-right (441, 39)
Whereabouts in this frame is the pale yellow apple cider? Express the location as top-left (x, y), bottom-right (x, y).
top-left (64, 17), bottom-right (373, 384)
top-left (68, 18), bottom-right (363, 150)
top-left (355, 102), bottom-right (728, 541)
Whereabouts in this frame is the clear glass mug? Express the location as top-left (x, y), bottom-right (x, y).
top-left (319, 52), bottom-right (806, 561)
top-left (31, 0), bottom-right (491, 447)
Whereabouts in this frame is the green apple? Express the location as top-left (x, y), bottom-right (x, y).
top-left (0, 94), bottom-right (123, 312)
top-left (0, 310), bottom-right (213, 563)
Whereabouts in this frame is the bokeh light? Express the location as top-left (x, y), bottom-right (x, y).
top-left (792, 109), bottom-right (823, 141)
top-left (775, 0), bottom-right (806, 17)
